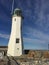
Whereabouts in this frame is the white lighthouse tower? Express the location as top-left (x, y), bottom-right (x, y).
top-left (7, 8), bottom-right (23, 56)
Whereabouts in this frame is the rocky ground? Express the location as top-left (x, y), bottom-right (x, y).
top-left (0, 56), bottom-right (49, 65)
top-left (0, 50), bottom-right (49, 65)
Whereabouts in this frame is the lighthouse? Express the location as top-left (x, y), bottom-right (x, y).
top-left (7, 8), bottom-right (23, 56)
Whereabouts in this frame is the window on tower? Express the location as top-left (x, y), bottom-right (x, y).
top-left (14, 18), bottom-right (16, 21)
top-left (16, 38), bottom-right (19, 43)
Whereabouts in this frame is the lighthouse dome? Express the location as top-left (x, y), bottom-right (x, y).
top-left (14, 8), bottom-right (22, 16)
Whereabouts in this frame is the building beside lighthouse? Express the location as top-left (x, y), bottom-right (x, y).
top-left (7, 8), bottom-right (24, 56)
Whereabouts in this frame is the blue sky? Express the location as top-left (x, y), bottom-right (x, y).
top-left (0, 0), bottom-right (49, 50)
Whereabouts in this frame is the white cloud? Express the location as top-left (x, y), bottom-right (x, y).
top-left (23, 26), bottom-right (49, 44)
top-left (23, 26), bottom-right (49, 49)
top-left (34, 0), bottom-right (49, 31)
top-left (0, 33), bottom-right (9, 39)
top-left (23, 37), bottom-right (46, 44)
